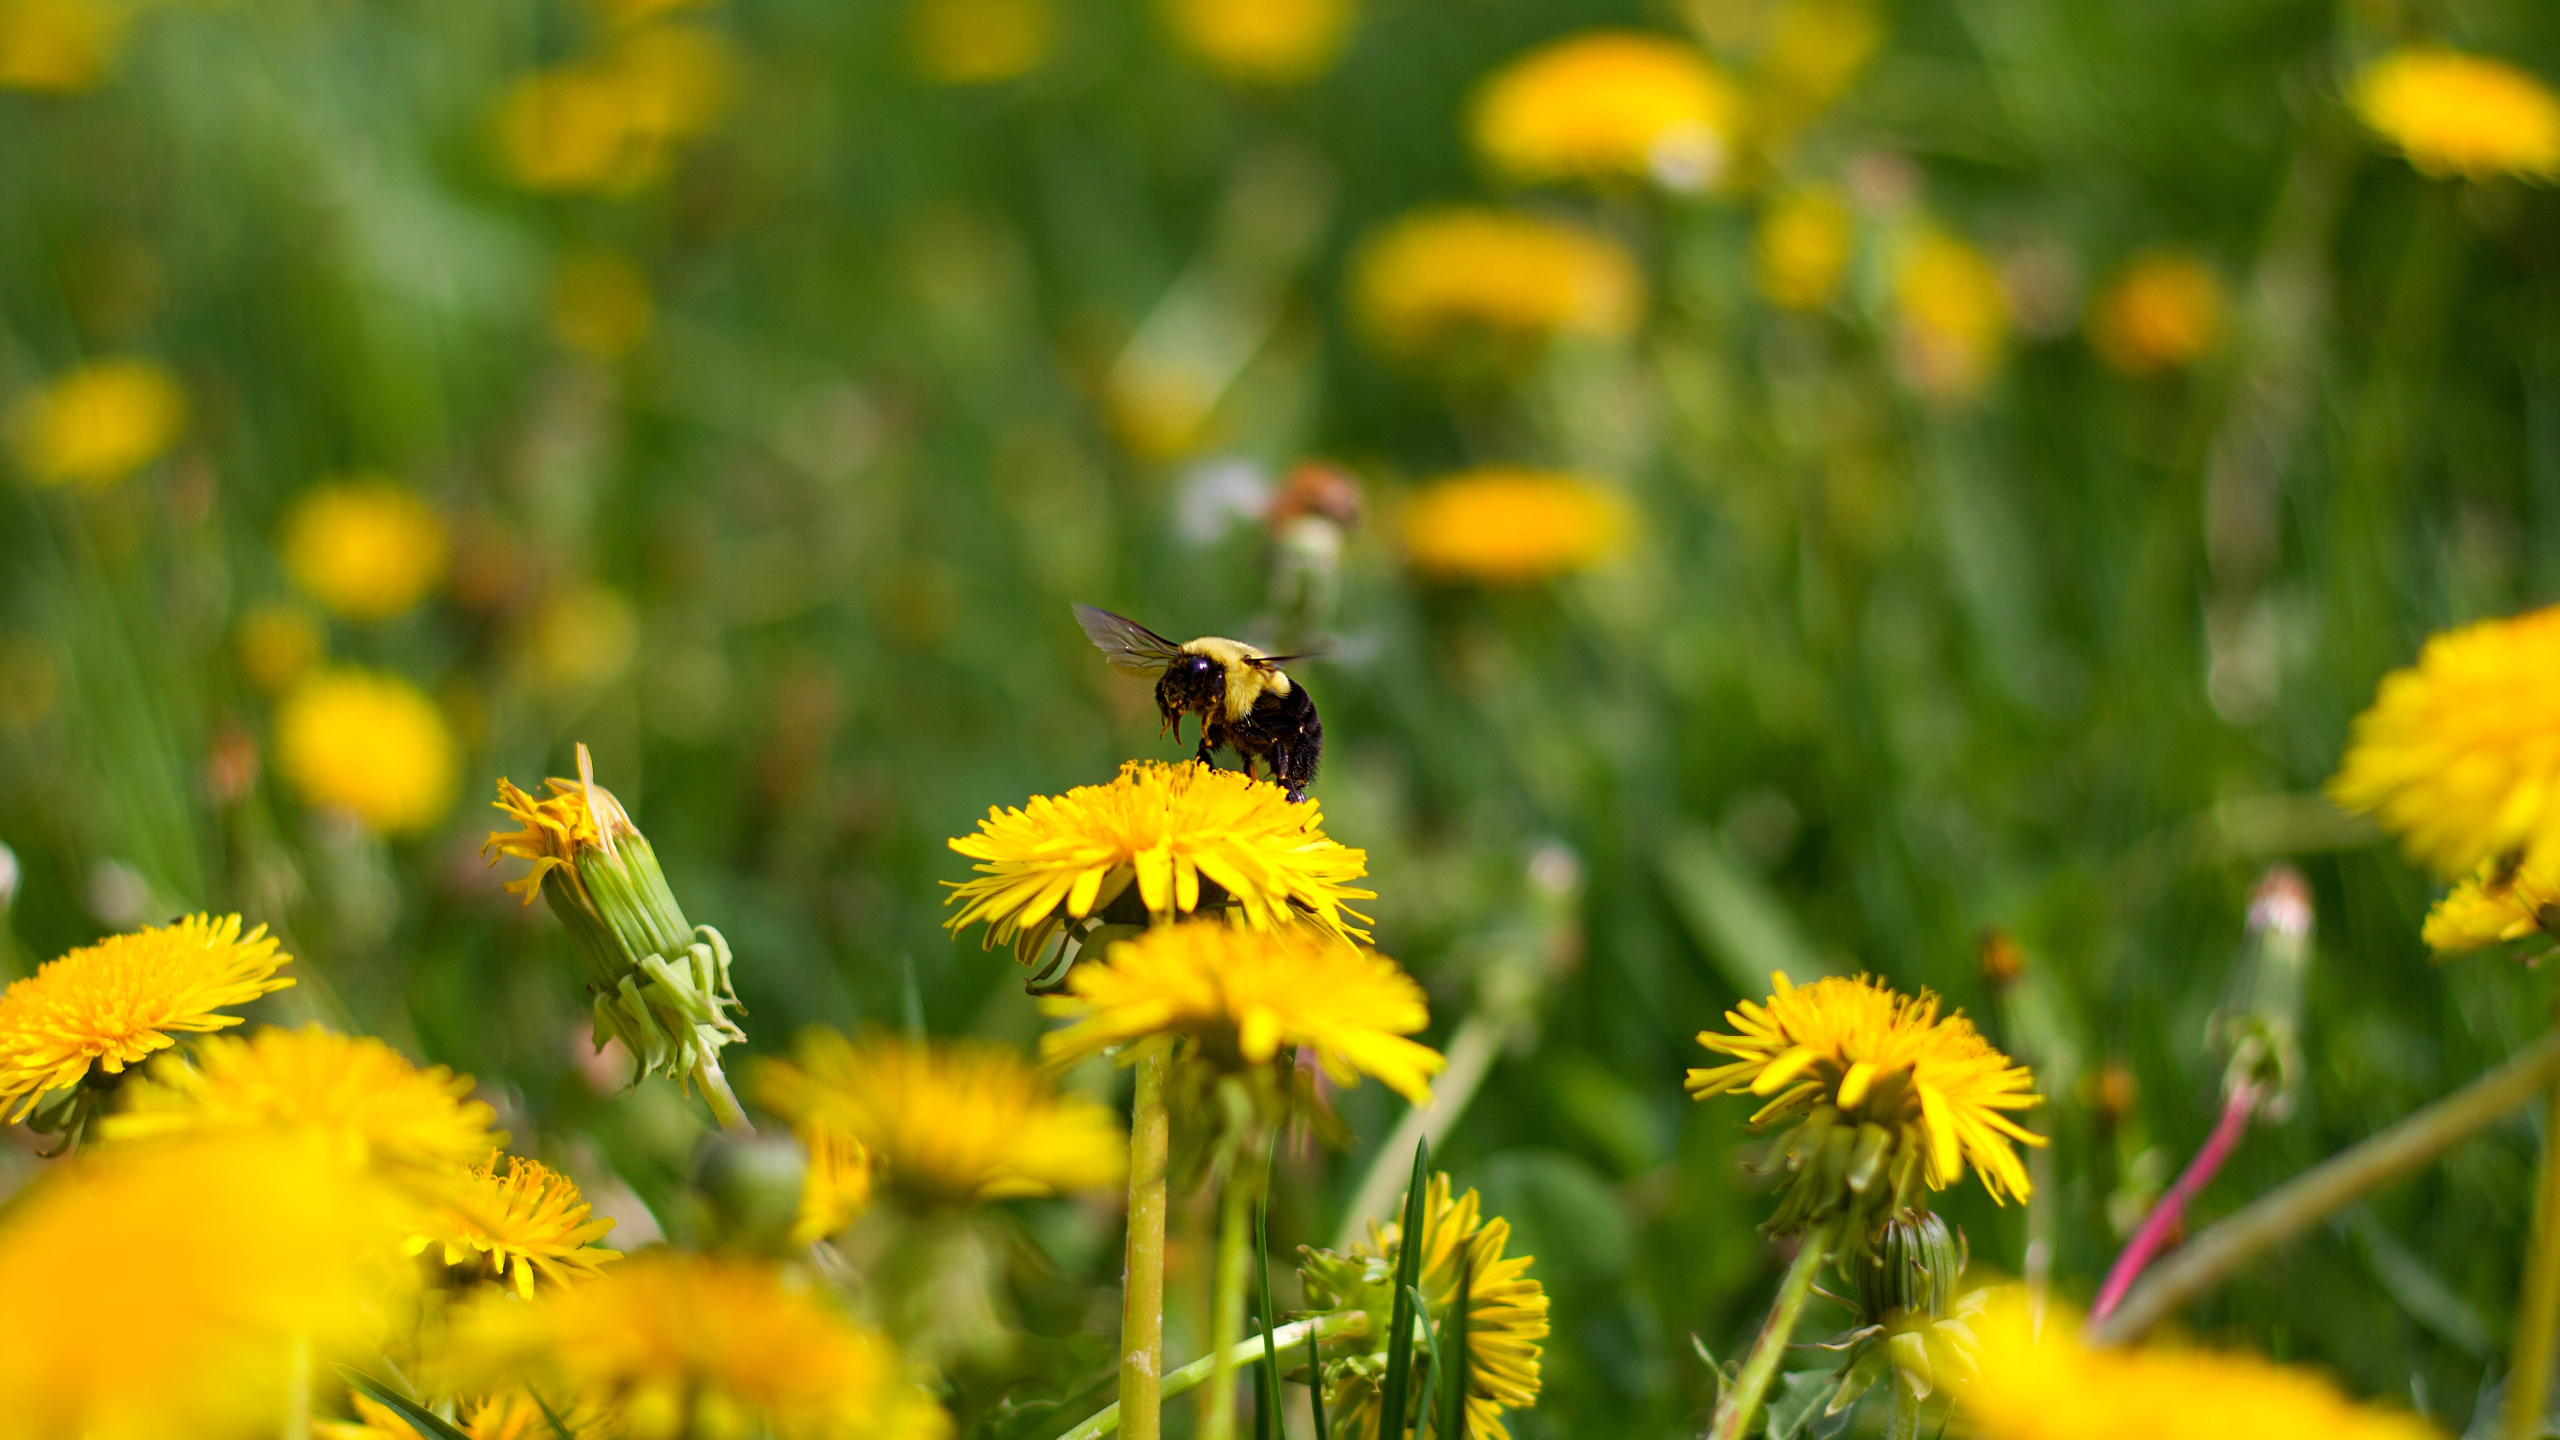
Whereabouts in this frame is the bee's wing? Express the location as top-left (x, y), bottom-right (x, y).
top-left (1074, 604), bottom-right (1188, 675)
top-left (1245, 643), bottom-right (1331, 670)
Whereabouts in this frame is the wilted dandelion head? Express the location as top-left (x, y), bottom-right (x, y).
top-left (2327, 606), bottom-right (2560, 878)
top-left (2088, 252), bottom-right (2225, 376)
top-left (486, 768), bottom-right (618, 904)
top-left (275, 667), bottom-right (458, 835)
top-left (1351, 208), bottom-right (1643, 362)
top-left (0, 913), bottom-right (292, 1123)
top-left (281, 479), bottom-right (451, 623)
top-left (1755, 188), bottom-right (1855, 311)
top-left (753, 1029), bottom-right (1125, 1209)
top-left (945, 759), bottom-right (1374, 963)
top-left (1891, 229), bottom-right (2008, 401)
top-left (1040, 920), bottom-right (1445, 1105)
top-left (409, 1150), bottom-right (620, 1298)
top-left (907, 0), bottom-right (1053, 85)
top-left (1400, 468), bottom-right (1630, 585)
top-left (0, 0), bottom-right (128, 95)
top-left (2352, 49), bottom-right (2560, 183)
top-left (1471, 30), bottom-right (1739, 192)
top-left (1688, 973), bottom-right (2043, 1233)
top-left (4, 357), bottom-right (185, 489)
top-left (1159, 0), bottom-right (1355, 87)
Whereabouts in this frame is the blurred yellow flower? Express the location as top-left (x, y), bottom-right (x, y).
top-left (281, 479), bottom-right (451, 622)
top-left (1040, 920), bottom-right (1445, 1104)
top-left (2352, 49), bottom-right (2560, 182)
top-left (908, 0), bottom-right (1053, 85)
top-left (2422, 843), bottom-right (2560, 957)
top-left (0, 1132), bottom-right (414, 1440)
top-left (495, 24), bottom-right (740, 193)
top-left (551, 250), bottom-right (657, 360)
top-left (1400, 468), bottom-right (1630, 584)
top-left (791, 1121), bottom-right (873, 1243)
top-left (322, 1391), bottom-right (601, 1440)
top-left (1470, 31), bottom-right (1739, 192)
top-left (1960, 1294), bottom-right (2442, 1440)
top-left (1754, 0), bottom-right (1885, 124)
top-left (1160, 0), bottom-right (1353, 87)
top-left (235, 602), bottom-right (325, 693)
top-left (2088, 252), bottom-right (2225, 376)
top-left (1891, 228), bottom-right (2008, 401)
top-left (2328, 606), bottom-right (2560, 877)
top-left (587, 0), bottom-right (720, 26)
top-left (946, 759), bottom-right (1375, 963)
top-left (526, 583), bottom-right (641, 692)
top-left (754, 1029), bottom-right (1125, 1208)
top-left (4, 357), bottom-right (185, 489)
top-left (409, 1150), bottom-right (620, 1297)
top-left (275, 667), bottom-right (458, 834)
top-left (0, 913), bottom-right (291, 1123)
top-left (1755, 188), bottom-right (1854, 311)
top-left (0, 0), bottom-right (127, 93)
top-left (1351, 208), bottom-right (1644, 361)
top-left (443, 1252), bottom-right (951, 1440)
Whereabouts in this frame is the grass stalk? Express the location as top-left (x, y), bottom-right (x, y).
top-left (1202, 1163), bottom-right (1258, 1440)
top-left (1120, 1040), bottom-right (1173, 1440)
top-left (1254, 1185), bottom-right (1284, 1440)
top-left (2502, 1074), bottom-right (2560, 1440)
top-left (1053, 1313), bottom-right (1362, 1440)
top-left (1709, 1216), bottom-right (1840, 1440)
top-left (1374, 1138), bottom-right (1434, 1440)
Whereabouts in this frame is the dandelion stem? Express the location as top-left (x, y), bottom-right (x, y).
top-left (2501, 1072), bottom-right (2560, 1440)
top-left (1709, 1216), bottom-right (1840, 1440)
top-left (2090, 1083), bottom-right (2256, 1323)
top-left (1202, 1160), bottom-right (1259, 1440)
top-left (1120, 1040), bottom-right (1173, 1440)
top-left (1885, 1383), bottom-right (1923, 1440)
top-left (1054, 1313), bottom-right (1363, 1440)
top-left (695, 1052), bottom-right (755, 1136)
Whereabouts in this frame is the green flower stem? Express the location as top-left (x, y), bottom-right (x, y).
top-left (1201, 1163), bottom-right (1259, 1440)
top-left (2503, 1072), bottom-right (2560, 1440)
top-left (2090, 1027), bottom-right (2560, 1346)
top-left (1056, 1312), bottom-right (1362, 1440)
top-left (1885, 1384), bottom-right (1922, 1440)
top-left (1120, 1040), bottom-right (1173, 1440)
top-left (1710, 1216), bottom-right (1842, 1440)
top-left (695, 1051), bottom-right (753, 1135)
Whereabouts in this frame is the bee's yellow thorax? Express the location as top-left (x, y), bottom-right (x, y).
top-left (1181, 636), bottom-right (1290, 720)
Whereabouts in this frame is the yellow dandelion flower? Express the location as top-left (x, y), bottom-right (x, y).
top-left (2352, 49), bottom-right (2560, 183)
top-left (551, 250), bottom-right (656, 361)
top-left (1688, 973), bottom-right (2043, 1234)
top-left (524, 583), bottom-right (641, 693)
top-left (1351, 208), bottom-right (1644, 362)
top-left (587, 0), bottom-right (720, 27)
top-left (2328, 607), bottom-right (2560, 877)
top-left (0, 913), bottom-right (292, 1124)
top-left (1302, 1173), bottom-right (1548, 1440)
top-left (275, 667), bottom-right (458, 835)
top-left (945, 759), bottom-right (1374, 964)
top-left (1040, 920), bottom-right (1444, 1105)
top-left (908, 0), bottom-right (1053, 85)
top-left (1470, 31), bottom-right (1739, 192)
top-left (1159, 0), bottom-right (1354, 87)
top-left (1959, 1294), bottom-right (2442, 1440)
top-left (1753, 0), bottom-right (1886, 130)
top-left (1891, 228), bottom-right (2008, 401)
top-left (104, 1023), bottom-right (502, 1183)
top-left (236, 602), bottom-right (325, 694)
top-left (494, 24), bottom-right (738, 193)
top-left (2089, 251), bottom-right (2226, 376)
top-left (791, 1121), bottom-right (874, 1242)
top-left (281, 479), bottom-right (451, 623)
top-left (754, 1029), bottom-right (1124, 1208)
top-left (0, 0), bottom-right (128, 94)
top-left (4, 357), bottom-right (185, 489)
top-left (2420, 841), bottom-right (2560, 957)
top-left (1756, 188), bottom-right (1855, 312)
top-left (0, 1131), bottom-right (414, 1440)
top-left (442, 1252), bottom-right (951, 1440)
top-left (410, 1150), bottom-right (620, 1297)
top-left (323, 1391), bottom-right (608, 1440)
top-left (1400, 468), bottom-right (1630, 584)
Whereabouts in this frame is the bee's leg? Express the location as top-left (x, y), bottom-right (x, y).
top-left (1238, 752), bottom-right (1257, 780)
top-left (1194, 730), bottom-right (1218, 769)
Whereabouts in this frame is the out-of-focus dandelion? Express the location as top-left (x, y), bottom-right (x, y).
top-left (235, 602), bottom-right (325, 694)
top-left (2422, 841), bottom-right (2560, 958)
top-left (324, 1391), bottom-right (609, 1440)
top-left (790, 1120), bottom-right (873, 1244)
top-left (495, 23), bottom-right (740, 192)
top-left (1400, 468), bottom-right (1630, 584)
top-left (2328, 606), bottom-right (2560, 878)
top-left (0, 914), bottom-right (291, 1134)
top-left (1890, 229), bottom-right (2008, 401)
top-left (4, 357), bottom-right (185, 489)
top-left (442, 1252), bottom-right (951, 1440)
top-left (1471, 31), bottom-right (1740, 192)
top-left (2088, 252), bottom-right (2226, 376)
top-left (0, 0), bottom-right (128, 94)
top-left (2352, 49), bottom-right (2560, 183)
top-left (408, 1150), bottom-right (620, 1297)
top-left (550, 250), bottom-right (657, 361)
top-left (280, 479), bottom-right (451, 623)
top-left (524, 583), bottom-right (641, 693)
top-left (1351, 208), bottom-right (1644, 364)
top-left (907, 0), bottom-right (1053, 85)
top-left (1159, 0), bottom-right (1354, 87)
top-left (1751, 0), bottom-right (1885, 139)
top-left (1755, 187), bottom-right (1855, 311)
top-left (587, 0), bottom-right (720, 25)
top-left (275, 667), bottom-right (459, 835)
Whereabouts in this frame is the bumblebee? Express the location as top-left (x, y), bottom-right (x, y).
top-left (1074, 604), bottom-right (1323, 801)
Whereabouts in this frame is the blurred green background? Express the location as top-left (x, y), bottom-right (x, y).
top-left (3, 0), bottom-right (2559, 1433)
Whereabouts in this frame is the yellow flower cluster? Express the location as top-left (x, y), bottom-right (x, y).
top-left (1400, 468), bottom-right (1630, 584)
top-left (1159, 0), bottom-right (1352, 86)
top-left (496, 22), bottom-right (741, 192)
top-left (275, 667), bottom-right (459, 835)
top-left (1352, 208), bottom-right (1644, 363)
top-left (4, 357), bottom-right (185, 489)
top-left (1892, 229), bottom-right (2009, 401)
top-left (1756, 188), bottom-right (1855, 312)
top-left (2352, 49), bottom-right (2560, 182)
top-left (1471, 31), bottom-right (1739, 192)
top-left (280, 479), bottom-right (451, 622)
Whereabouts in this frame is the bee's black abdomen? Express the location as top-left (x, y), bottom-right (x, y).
top-left (1233, 685), bottom-right (1322, 801)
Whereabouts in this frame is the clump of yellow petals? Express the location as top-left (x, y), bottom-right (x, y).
top-left (1160, 0), bottom-right (1353, 87)
top-left (1756, 188), bottom-right (1855, 312)
top-left (442, 1252), bottom-right (950, 1440)
top-left (908, 0), bottom-right (1054, 85)
top-left (945, 759), bottom-right (1374, 964)
top-left (0, 0), bottom-right (128, 94)
top-left (496, 23), bottom-right (740, 192)
top-left (275, 667), bottom-right (458, 835)
top-left (1351, 208), bottom-right (1643, 362)
top-left (1471, 30), bottom-right (1739, 192)
top-left (1689, 973), bottom-right (2042, 1232)
top-left (0, 1131), bottom-right (415, 1440)
top-left (1042, 920), bottom-right (1445, 1105)
top-left (324, 1391), bottom-right (609, 1440)
top-left (410, 1151), bottom-right (619, 1297)
top-left (2352, 49), bottom-right (2560, 183)
top-left (2089, 252), bottom-right (2225, 376)
top-left (281, 479), bottom-right (451, 623)
top-left (754, 1029), bottom-right (1124, 1209)
top-left (2328, 606), bottom-right (2560, 877)
top-left (1891, 229), bottom-right (2009, 402)
top-left (1400, 468), bottom-right (1630, 584)
top-left (0, 913), bottom-right (293, 1123)
top-left (1959, 1295), bottom-right (2441, 1440)
top-left (792, 1121), bottom-right (875, 1243)
top-left (4, 357), bottom-right (185, 489)
top-left (105, 1024), bottom-right (502, 1184)
top-left (2421, 843), bottom-right (2560, 958)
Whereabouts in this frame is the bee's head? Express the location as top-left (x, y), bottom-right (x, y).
top-left (1157, 654), bottom-right (1225, 715)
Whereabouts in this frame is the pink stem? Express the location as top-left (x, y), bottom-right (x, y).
top-left (2091, 1085), bottom-right (2258, 1323)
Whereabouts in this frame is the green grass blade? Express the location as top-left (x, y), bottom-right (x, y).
top-left (336, 1367), bottom-right (473, 1440)
top-left (1441, 1248), bottom-right (1471, 1440)
top-left (527, 1386), bottom-right (580, 1440)
top-left (1256, 1178), bottom-right (1284, 1440)
top-left (1306, 1296), bottom-right (1329, 1440)
top-left (1407, 1283), bottom-right (1442, 1440)
top-left (1374, 1136), bottom-right (1431, 1440)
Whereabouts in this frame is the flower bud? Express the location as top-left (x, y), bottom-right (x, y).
top-left (1847, 1208), bottom-right (1965, 1323)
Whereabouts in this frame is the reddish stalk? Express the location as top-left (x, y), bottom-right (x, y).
top-left (2091, 1084), bottom-right (2259, 1324)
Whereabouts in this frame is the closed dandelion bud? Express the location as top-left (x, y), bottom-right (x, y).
top-left (1825, 1209), bottom-right (1984, 1417)
top-left (1849, 1209), bottom-right (1963, 1321)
